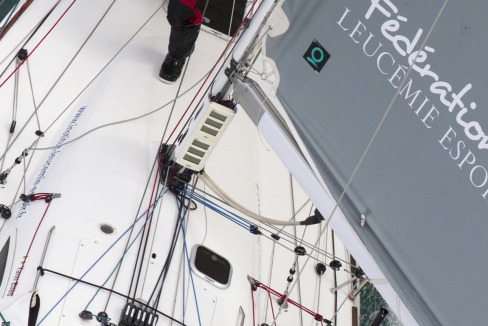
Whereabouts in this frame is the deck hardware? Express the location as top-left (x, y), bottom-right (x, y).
top-left (294, 246), bottom-right (306, 256)
top-left (96, 311), bottom-right (108, 322)
top-left (0, 205), bottom-right (11, 219)
top-left (329, 260), bottom-right (342, 271)
top-left (316, 262), bottom-right (326, 276)
top-left (17, 49), bottom-right (28, 60)
top-left (99, 223), bottom-right (115, 235)
top-left (33, 226), bottom-right (55, 291)
top-left (79, 310), bottom-right (93, 320)
top-left (249, 224), bottom-right (261, 235)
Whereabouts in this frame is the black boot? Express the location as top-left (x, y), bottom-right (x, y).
top-left (159, 54), bottom-right (187, 83)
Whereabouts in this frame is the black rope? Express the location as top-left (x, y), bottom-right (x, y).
top-left (149, 195), bottom-right (186, 311)
top-left (127, 180), bottom-right (163, 305)
top-left (103, 157), bottom-right (159, 311)
top-left (38, 266), bottom-right (186, 326)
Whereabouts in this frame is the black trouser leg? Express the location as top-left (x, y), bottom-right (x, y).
top-left (167, 0), bottom-right (201, 59)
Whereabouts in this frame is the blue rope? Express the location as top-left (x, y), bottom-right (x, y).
top-left (37, 188), bottom-right (167, 325)
top-left (191, 195), bottom-right (249, 228)
top-left (178, 189), bottom-right (250, 229)
top-left (84, 206), bottom-right (157, 310)
top-left (183, 188), bottom-right (253, 228)
top-left (176, 195), bottom-right (202, 326)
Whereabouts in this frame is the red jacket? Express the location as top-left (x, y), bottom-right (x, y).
top-left (178, 0), bottom-right (202, 25)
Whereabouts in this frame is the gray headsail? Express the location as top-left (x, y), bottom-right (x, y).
top-left (254, 0), bottom-right (488, 325)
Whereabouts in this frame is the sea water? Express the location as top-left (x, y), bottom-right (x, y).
top-left (360, 283), bottom-right (403, 326)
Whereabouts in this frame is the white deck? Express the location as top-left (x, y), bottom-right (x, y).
top-left (0, 0), bottom-right (355, 325)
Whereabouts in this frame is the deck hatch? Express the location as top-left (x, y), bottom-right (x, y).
top-left (191, 245), bottom-right (232, 289)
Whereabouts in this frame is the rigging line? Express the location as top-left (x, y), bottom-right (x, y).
top-left (263, 239), bottom-right (276, 323)
top-left (182, 188), bottom-right (354, 267)
top-left (253, 279), bottom-right (323, 325)
top-left (2, 57), bottom-right (46, 237)
top-left (227, 0), bottom-right (236, 37)
top-left (289, 174), bottom-right (304, 326)
top-left (152, 180), bottom-right (197, 317)
top-left (270, 258), bottom-right (299, 326)
top-left (142, 198), bottom-right (185, 312)
top-left (0, 4), bottom-right (164, 161)
top-left (36, 188), bottom-right (167, 325)
top-left (12, 55), bottom-right (19, 122)
top-left (0, 55), bottom-right (23, 172)
top-left (139, 178), bottom-right (168, 298)
top-left (22, 150), bottom-right (26, 195)
top-left (26, 59), bottom-right (41, 130)
top-left (0, 0), bottom-right (78, 89)
top-left (0, 312), bottom-right (7, 325)
top-left (230, 0), bottom-right (271, 70)
top-left (127, 176), bottom-right (163, 304)
top-left (267, 291), bottom-right (278, 326)
top-left (169, 220), bottom-right (188, 325)
top-left (315, 219), bottom-right (324, 315)
top-left (8, 137), bottom-right (40, 208)
top-left (132, 145), bottom-right (187, 306)
top-left (190, 182), bottom-right (311, 235)
top-left (180, 186), bottom-right (354, 269)
top-left (140, 51), bottom-right (206, 293)
top-left (331, 230), bottom-right (338, 326)
top-left (316, 270), bottom-right (323, 321)
top-left (327, 285), bottom-right (352, 324)
top-left (0, 133), bottom-right (12, 175)
top-left (132, 46), bottom-right (195, 301)
top-left (179, 189), bottom-right (255, 229)
top-left (13, 200), bottom-right (52, 296)
top-left (84, 208), bottom-right (157, 311)
top-left (38, 267), bottom-right (186, 326)
top-left (200, 182), bottom-right (208, 244)
top-left (26, 68), bottom-right (209, 153)
top-left (186, 188), bottom-right (351, 265)
top-left (182, 189), bottom-right (253, 229)
top-left (0, 0), bottom-right (62, 78)
top-left (103, 149), bottom-right (164, 312)
top-left (176, 193), bottom-right (203, 326)
top-left (199, 171), bottom-right (301, 226)
top-left (131, 173), bottom-right (165, 307)
top-left (152, 185), bottom-right (196, 312)
top-left (251, 284), bottom-right (256, 326)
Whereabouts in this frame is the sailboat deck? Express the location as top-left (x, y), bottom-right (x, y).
top-left (0, 0), bottom-right (355, 325)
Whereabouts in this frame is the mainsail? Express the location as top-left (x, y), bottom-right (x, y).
top-left (242, 0), bottom-right (488, 325)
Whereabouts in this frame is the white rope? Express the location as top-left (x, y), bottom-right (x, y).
top-left (198, 171), bottom-right (302, 226)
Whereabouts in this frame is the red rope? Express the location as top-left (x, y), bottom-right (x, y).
top-left (10, 200), bottom-right (52, 295)
top-left (267, 291), bottom-right (278, 326)
top-left (0, 0), bottom-right (78, 89)
top-left (255, 281), bottom-right (324, 322)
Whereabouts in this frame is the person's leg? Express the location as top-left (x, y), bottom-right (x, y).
top-left (167, 0), bottom-right (201, 58)
top-left (159, 0), bottom-right (201, 83)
